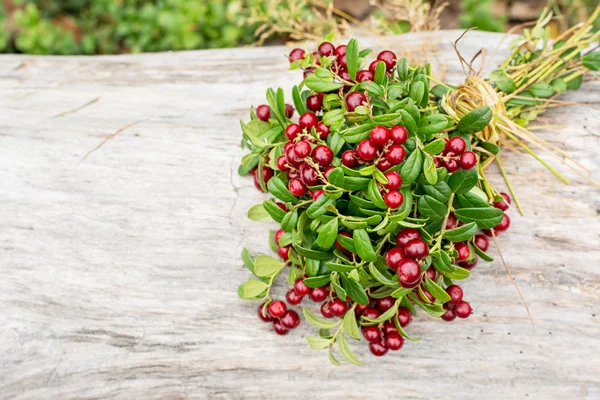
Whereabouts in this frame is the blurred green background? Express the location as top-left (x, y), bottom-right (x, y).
top-left (0, 0), bottom-right (596, 55)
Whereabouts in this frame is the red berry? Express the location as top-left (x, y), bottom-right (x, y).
top-left (397, 307), bottom-right (412, 327)
top-left (495, 213), bottom-right (511, 232)
top-left (357, 140), bottom-right (378, 161)
top-left (397, 259), bottom-right (422, 288)
top-left (274, 229), bottom-right (285, 245)
top-left (318, 41), bottom-right (335, 56)
top-left (288, 178), bottom-right (307, 196)
top-left (460, 258), bottom-right (478, 270)
top-left (321, 301), bottom-right (334, 318)
top-left (455, 242), bottom-right (470, 261)
top-left (289, 48), bottom-right (305, 63)
top-left (370, 126), bottom-right (390, 149)
top-left (455, 301), bottom-right (473, 318)
top-left (286, 290), bottom-right (303, 305)
top-left (434, 158), bottom-right (443, 168)
top-left (285, 123), bottom-right (302, 140)
top-left (441, 309), bottom-right (456, 321)
top-left (316, 122), bottom-right (330, 139)
top-left (362, 326), bottom-right (381, 342)
top-left (474, 234), bottom-right (489, 251)
top-left (284, 141), bottom-right (294, 152)
top-left (341, 150), bottom-right (358, 167)
top-left (310, 190), bottom-right (324, 201)
top-left (425, 267), bottom-right (437, 280)
top-left (335, 45), bottom-right (346, 58)
top-left (385, 247), bottom-right (404, 269)
top-left (444, 158), bottom-right (460, 172)
top-left (285, 104), bottom-right (295, 118)
top-left (377, 159), bottom-right (392, 171)
top-left (446, 213), bottom-right (458, 230)
top-left (493, 192), bottom-right (511, 211)
top-left (386, 332), bottom-right (404, 351)
top-left (369, 340), bottom-right (388, 356)
top-left (294, 141), bottom-right (311, 158)
top-left (376, 296), bottom-right (395, 312)
top-left (446, 285), bottom-right (463, 304)
top-left (329, 298), bottom-right (348, 317)
top-left (306, 95), bottom-right (323, 112)
top-left (382, 321), bottom-right (398, 335)
top-left (287, 169), bottom-right (299, 180)
top-left (385, 145), bottom-right (406, 165)
top-left (303, 68), bottom-right (315, 79)
top-left (339, 68), bottom-right (351, 81)
top-left (253, 166), bottom-right (273, 191)
top-left (356, 70), bottom-right (374, 82)
top-left (338, 54), bottom-right (347, 68)
top-left (256, 104), bottom-right (270, 122)
top-left (309, 286), bottom-right (328, 302)
top-left (484, 228), bottom-right (498, 237)
top-left (363, 307), bottom-right (381, 320)
top-left (312, 145), bottom-right (334, 167)
top-left (404, 239), bottom-right (429, 259)
top-left (324, 166), bottom-right (335, 180)
top-left (258, 303), bottom-right (273, 322)
top-left (345, 91), bottom-right (367, 112)
top-left (299, 112), bottom-right (318, 130)
top-left (396, 228), bottom-right (421, 247)
top-left (294, 279), bottom-right (310, 296)
top-left (445, 137), bottom-right (466, 155)
top-left (369, 60), bottom-right (381, 74)
top-left (299, 163), bottom-right (319, 186)
top-left (390, 126), bottom-right (408, 144)
top-left (276, 155), bottom-right (289, 171)
top-left (273, 320), bottom-right (289, 335)
top-left (384, 171), bottom-right (402, 190)
top-left (377, 50), bottom-right (397, 70)
top-left (280, 310), bottom-right (300, 329)
top-left (460, 151), bottom-right (477, 169)
top-left (268, 301), bottom-right (286, 318)
top-left (384, 191), bottom-right (404, 209)
top-left (276, 202), bottom-right (288, 212)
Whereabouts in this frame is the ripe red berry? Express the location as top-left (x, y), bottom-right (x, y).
top-left (385, 145), bottom-right (406, 165)
top-left (324, 166), bottom-right (335, 180)
top-left (445, 137), bottom-right (466, 155)
top-left (460, 258), bottom-right (477, 270)
top-left (460, 151), bottom-right (477, 169)
top-left (356, 70), bottom-right (374, 82)
top-left (284, 141), bottom-right (294, 152)
top-left (253, 166), bottom-right (273, 191)
top-left (363, 307), bottom-right (381, 320)
top-left (294, 141), bottom-right (311, 158)
top-left (273, 320), bottom-right (289, 335)
top-left (338, 54), bottom-right (347, 68)
top-left (446, 213), bottom-right (458, 230)
top-left (318, 41), bottom-right (335, 56)
top-left (425, 267), bottom-right (437, 280)
top-left (384, 171), bottom-right (402, 190)
top-left (495, 213), bottom-right (511, 232)
top-left (256, 104), bottom-right (270, 122)
top-left (377, 159), bottom-right (392, 171)
top-left (455, 242), bottom-right (470, 262)
top-left (345, 91), bottom-right (367, 112)
top-left (369, 60), bottom-right (381, 74)
top-left (289, 48), bottom-right (305, 63)
top-left (370, 126), bottom-right (390, 149)
top-left (362, 326), bottom-right (381, 342)
top-left (377, 50), bottom-right (397, 70)
top-left (321, 301), bottom-right (333, 318)
top-left (335, 45), bottom-right (346, 58)
top-left (286, 290), bottom-right (303, 305)
top-left (404, 239), bottom-right (429, 259)
top-left (280, 310), bottom-right (300, 329)
top-left (312, 145), bottom-right (334, 167)
top-left (276, 155), bottom-right (288, 171)
top-left (299, 112), bottom-right (318, 130)
top-left (396, 228), bottom-right (421, 247)
top-left (274, 229), bottom-right (285, 245)
top-left (288, 178), bottom-right (307, 196)
top-left (434, 158), bottom-right (443, 168)
top-left (339, 68), bottom-right (351, 81)
top-left (455, 301), bottom-right (473, 318)
top-left (329, 298), bottom-right (348, 317)
top-left (493, 192), bottom-right (511, 211)
top-left (386, 332), bottom-right (404, 351)
top-left (444, 158), bottom-right (460, 173)
top-left (285, 123), bottom-right (302, 140)
top-left (306, 95), bottom-right (323, 112)
top-left (341, 150), bottom-right (358, 167)
top-left (357, 140), bottom-right (378, 161)
top-left (287, 169), bottom-right (299, 180)
top-left (384, 191), bottom-right (404, 209)
top-left (303, 68), bottom-right (314, 79)
top-left (376, 296), bottom-right (395, 312)
top-left (310, 190), bottom-right (324, 201)
top-left (299, 163), bottom-right (319, 186)
top-left (258, 303), bottom-right (273, 322)
top-left (369, 340), bottom-right (389, 356)
top-left (382, 321), bottom-right (398, 335)
top-left (397, 259), bottom-right (422, 288)
top-left (385, 247), bottom-right (404, 270)
top-left (294, 279), bottom-right (310, 297)
top-left (390, 126), bottom-right (408, 144)
top-left (446, 285), bottom-right (463, 304)
top-left (441, 309), bottom-right (456, 321)
top-left (397, 307), bottom-right (412, 327)
top-left (309, 286), bottom-right (328, 302)
top-left (285, 104), bottom-right (295, 118)
top-left (474, 234), bottom-right (489, 251)
top-left (316, 122), bottom-right (330, 139)
top-left (268, 300), bottom-right (287, 318)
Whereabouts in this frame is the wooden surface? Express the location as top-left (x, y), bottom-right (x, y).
top-left (0, 31), bottom-right (599, 399)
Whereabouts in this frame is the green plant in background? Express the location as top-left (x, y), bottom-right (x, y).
top-left (459, 0), bottom-right (506, 33)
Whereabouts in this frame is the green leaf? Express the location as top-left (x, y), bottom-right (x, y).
top-left (293, 244), bottom-right (335, 261)
top-left (455, 207), bottom-right (503, 229)
top-left (342, 309), bottom-right (361, 340)
top-left (263, 199), bottom-right (286, 222)
top-left (443, 265), bottom-right (471, 280)
top-left (306, 335), bottom-right (331, 349)
top-left (266, 88), bottom-right (287, 128)
top-left (305, 258), bottom-right (320, 277)
top-left (422, 138), bottom-right (446, 155)
top-left (323, 109), bottom-right (345, 127)
top-left (422, 181), bottom-right (451, 203)
top-left (473, 243), bottom-right (494, 262)
top-left (456, 106), bottom-right (492, 134)
top-left (372, 113), bottom-right (403, 126)
top-left (317, 218), bottom-right (339, 249)
top-left (303, 307), bottom-right (340, 329)
top-left (346, 38), bottom-right (359, 80)
top-left (362, 299), bottom-right (400, 326)
top-left (341, 176), bottom-right (371, 191)
top-left (267, 177), bottom-right (299, 204)
top-left (328, 348), bottom-right (342, 366)
top-left (444, 222), bottom-right (477, 242)
top-left (422, 278), bottom-right (451, 302)
top-left (423, 156), bottom-right (437, 185)
top-left (530, 83), bottom-right (554, 98)
top-left (241, 248), bottom-right (254, 273)
top-left (338, 334), bottom-right (363, 366)
top-left (489, 70), bottom-right (516, 94)
top-left (353, 229), bottom-right (377, 262)
top-left (448, 168), bottom-right (478, 194)
top-left (280, 209), bottom-right (299, 232)
top-left (340, 273), bottom-right (369, 305)
top-left (374, 60), bottom-right (387, 84)
top-left (307, 195), bottom-right (335, 219)
top-left (418, 115), bottom-right (448, 137)
top-left (397, 57), bottom-right (408, 80)
top-left (336, 233), bottom-right (356, 253)
top-left (398, 110), bottom-right (417, 137)
top-left (238, 153), bottom-right (260, 175)
top-left (343, 123), bottom-right (374, 143)
top-left (237, 278), bottom-right (268, 299)
top-left (400, 149), bottom-right (423, 185)
top-left (479, 140), bottom-right (499, 155)
top-left (431, 250), bottom-right (453, 273)
top-left (304, 274), bottom-right (332, 288)
top-left (247, 203), bottom-right (270, 221)
top-left (409, 81), bottom-right (425, 105)
top-left (582, 50), bottom-right (600, 71)
top-left (368, 262), bottom-right (397, 286)
top-left (367, 179), bottom-right (387, 210)
top-left (292, 85), bottom-right (306, 115)
top-left (457, 191), bottom-right (489, 208)
top-left (305, 74), bottom-right (344, 92)
top-left (326, 262), bottom-right (358, 272)
top-left (417, 195), bottom-right (447, 220)
top-left (430, 84), bottom-right (456, 98)
top-left (253, 255), bottom-right (285, 278)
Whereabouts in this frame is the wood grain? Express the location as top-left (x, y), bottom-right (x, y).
top-left (0, 31), bottom-right (598, 400)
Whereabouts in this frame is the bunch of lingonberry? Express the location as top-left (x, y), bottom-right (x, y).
top-left (238, 38), bottom-right (513, 364)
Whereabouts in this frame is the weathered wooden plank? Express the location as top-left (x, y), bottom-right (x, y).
top-left (0, 30), bottom-right (598, 399)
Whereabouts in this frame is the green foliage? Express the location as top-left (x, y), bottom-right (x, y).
top-left (459, 0), bottom-right (506, 32)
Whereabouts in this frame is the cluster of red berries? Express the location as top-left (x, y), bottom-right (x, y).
top-left (257, 300), bottom-right (300, 335)
top-left (441, 285), bottom-right (473, 321)
top-left (358, 298), bottom-right (410, 356)
top-left (435, 136), bottom-right (477, 172)
top-left (487, 192), bottom-right (512, 236)
top-left (385, 228), bottom-right (430, 287)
